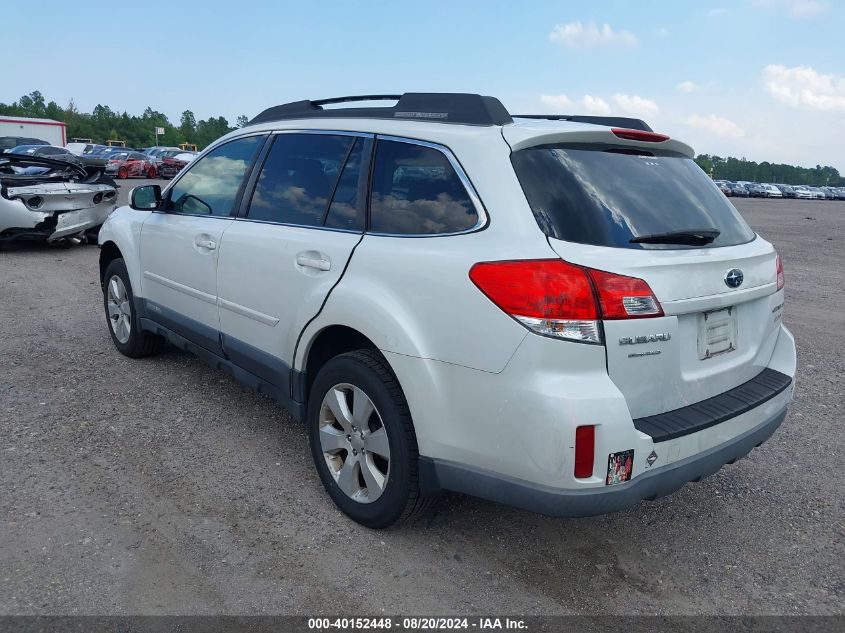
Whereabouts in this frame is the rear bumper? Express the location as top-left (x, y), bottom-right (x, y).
top-left (0, 198), bottom-right (114, 242)
top-left (420, 402), bottom-right (787, 517)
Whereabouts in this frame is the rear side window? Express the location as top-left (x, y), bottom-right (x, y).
top-left (369, 140), bottom-right (478, 235)
top-left (247, 133), bottom-right (354, 226)
top-left (511, 146), bottom-right (756, 249)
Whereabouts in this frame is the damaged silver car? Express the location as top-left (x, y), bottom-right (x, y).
top-left (0, 153), bottom-right (118, 245)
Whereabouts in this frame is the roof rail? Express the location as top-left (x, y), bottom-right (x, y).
top-left (249, 93), bottom-right (514, 127)
top-left (513, 114), bottom-right (653, 132)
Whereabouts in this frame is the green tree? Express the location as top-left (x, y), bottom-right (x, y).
top-left (180, 110), bottom-right (197, 142)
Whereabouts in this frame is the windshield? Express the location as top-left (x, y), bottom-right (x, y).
top-left (511, 145), bottom-right (756, 249)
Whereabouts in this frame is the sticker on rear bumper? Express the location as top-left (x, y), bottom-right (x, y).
top-left (607, 449), bottom-right (634, 485)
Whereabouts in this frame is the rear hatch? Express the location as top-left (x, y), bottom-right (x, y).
top-left (505, 124), bottom-right (783, 419)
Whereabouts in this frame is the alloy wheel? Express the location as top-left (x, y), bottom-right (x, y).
top-left (106, 275), bottom-right (132, 344)
top-left (318, 383), bottom-right (390, 503)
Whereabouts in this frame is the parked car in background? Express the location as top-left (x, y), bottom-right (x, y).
top-left (156, 151), bottom-right (198, 179)
top-left (1, 136), bottom-right (49, 152)
top-left (820, 187), bottom-right (839, 200)
top-left (1, 152), bottom-right (117, 245)
top-left (775, 184), bottom-right (796, 198)
top-left (791, 186), bottom-right (812, 199)
top-left (727, 182), bottom-right (749, 197)
top-left (91, 146), bottom-right (142, 160)
top-left (760, 184), bottom-right (783, 198)
top-left (66, 142), bottom-right (99, 156)
top-left (832, 187), bottom-right (845, 200)
top-left (8, 145), bottom-right (82, 164)
top-left (144, 146), bottom-right (181, 158)
top-left (805, 186), bottom-right (826, 200)
top-left (148, 149), bottom-right (183, 174)
top-left (716, 181), bottom-right (732, 196)
top-left (744, 183), bottom-right (766, 197)
top-left (104, 151), bottom-right (157, 179)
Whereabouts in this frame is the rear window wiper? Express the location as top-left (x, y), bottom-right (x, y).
top-left (630, 228), bottom-right (720, 246)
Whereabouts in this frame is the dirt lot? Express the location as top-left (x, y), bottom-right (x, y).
top-left (1, 187), bottom-right (842, 615)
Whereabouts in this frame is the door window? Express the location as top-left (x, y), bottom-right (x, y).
top-left (246, 133), bottom-right (356, 227)
top-left (324, 138), bottom-right (365, 230)
top-left (168, 135), bottom-right (263, 217)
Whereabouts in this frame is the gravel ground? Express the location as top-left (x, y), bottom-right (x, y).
top-left (0, 187), bottom-right (842, 615)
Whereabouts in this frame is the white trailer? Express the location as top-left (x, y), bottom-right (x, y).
top-left (0, 116), bottom-right (67, 146)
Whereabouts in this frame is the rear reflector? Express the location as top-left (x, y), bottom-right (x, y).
top-left (776, 254), bottom-right (784, 291)
top-left (574, 425), bottom-right (595, 479)
top-left (611, 127), bottom-right (670, 143)
top-left (469, 259), bottom-right (663, 344)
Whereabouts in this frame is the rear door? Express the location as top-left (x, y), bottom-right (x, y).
top-left (215, 131), bottom-right (370, 387)
top-left (508, 137), bottom-right (783, 418)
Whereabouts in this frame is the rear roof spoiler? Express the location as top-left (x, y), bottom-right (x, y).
top-left (513, 114), bottom-right (653, 132)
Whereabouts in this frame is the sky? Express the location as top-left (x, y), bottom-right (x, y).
top-left (5, 0), bottom-right (845, 170)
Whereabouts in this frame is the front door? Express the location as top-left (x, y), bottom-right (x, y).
top-left (139, 134), bottom-right (266, 354)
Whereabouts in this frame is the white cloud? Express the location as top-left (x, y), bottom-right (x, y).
top-left (686, 114), bottom-right (746, 138)
top-left (540, 94), bottom-right (573, 110)
top-left (762, 64), bottom-right (845, 111)
top-left (677, 80), bottom-right (698, 93)
top-left (549, 21), bottom-right (638, 49)
top-left (787, 0), bottom-right (827, 17)
top-left (707, 8), bottom-right (728, 16)
top-left (749, 0), bottom-right (828, 19)
top-left (613, 94), bottom-right (659, 116)
top-left (581, 95), bottom-right (611, 115)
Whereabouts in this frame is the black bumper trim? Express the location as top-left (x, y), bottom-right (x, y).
top-left (419, 403), bottom-right (788, 518)
top-left (633, 368), bottom-right (792, 443)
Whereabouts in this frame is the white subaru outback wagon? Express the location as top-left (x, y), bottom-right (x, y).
top-left (98, 93), bottom-right (796, 528)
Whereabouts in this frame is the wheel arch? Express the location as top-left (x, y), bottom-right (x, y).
top-left (99, 240), bottom-right (123, 287)
top-left (298, 324), bottom-right (383, 404)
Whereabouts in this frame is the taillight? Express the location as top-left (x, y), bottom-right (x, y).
top-left (776, 254), bottom-right (784, 291)
top-left (574, 425), bottom-right (595, 479)
top-left (611, 127), bottom-right (670, 143)
top-left (468, 259), bottom-right (663, 344)
top-left (587, 268), bottom-right (663, 319)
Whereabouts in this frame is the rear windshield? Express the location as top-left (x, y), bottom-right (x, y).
top-left (510, 145), bottom-right (756, 249)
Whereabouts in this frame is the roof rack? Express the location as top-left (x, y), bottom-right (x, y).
top-left (249, 93), bottom-right (514, 127)
top-left (247, 94), bottom-right (654, 131)
top-left (513, 114), bottom-right (653, 132)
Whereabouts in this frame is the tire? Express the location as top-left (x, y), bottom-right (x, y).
top-left (147, 167), bottom-right (156, 179)
top-left (117, 167), bottom-right (128, 179)
top-left (307, 350), bottom-right (432, 528)
top-left (84, 225), bottom-right (101, 245)
top-left (102, 258), bottom-right (164, 358)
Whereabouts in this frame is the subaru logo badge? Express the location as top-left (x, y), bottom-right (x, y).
top-left (725, 268), bottom-right (744, 288)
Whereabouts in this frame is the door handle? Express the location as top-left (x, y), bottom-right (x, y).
top-left (296, 252), bottom-right (331, 271)
top-left (194, 238), bottom-right (216, 250)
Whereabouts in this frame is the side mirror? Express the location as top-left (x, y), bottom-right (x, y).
top-left (129, 184), bottom-right (162, 210)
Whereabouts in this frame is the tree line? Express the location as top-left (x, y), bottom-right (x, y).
top-left (2, 91), bottom-right (843, 185)
top-left (0, 90), bottom-right (249, 150)
top-left (694, 154), bottom-right (842, 186)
